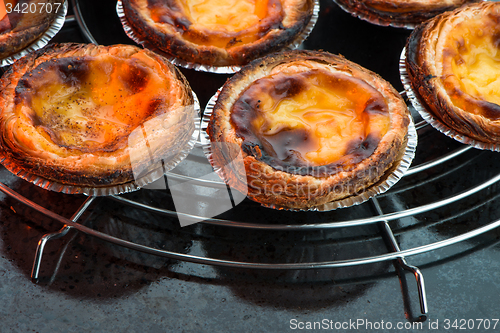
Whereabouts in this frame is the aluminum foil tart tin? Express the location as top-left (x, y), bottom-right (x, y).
top-left (201, 89), bottom-right (418, 212)
top-left (0, 93), bottom-right (201, 196)
top-left (116, 0), bottom-right (320, 74)
top-left (0, 0), bottom-right (68, 67)
top-left (332, 0), bottom-right (415, 30)
top-left (399, 47), bottom-right (500, 152)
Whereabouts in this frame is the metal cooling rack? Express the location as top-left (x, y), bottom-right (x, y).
top-left (0, 4), bottom-right (499, 321)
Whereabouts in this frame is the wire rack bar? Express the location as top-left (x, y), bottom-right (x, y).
top-left (404, 145), bottom-right (472, 176)
top-left (71, 0), bottom-right (97, 44)
top-left (109, 172), bottom-right (500, 229)
top-left (2, 181), bottom-right (500, 270)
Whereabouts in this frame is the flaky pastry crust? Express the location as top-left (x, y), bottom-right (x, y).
top-left (208, 50), bottom-right (410, 209)
top-left (335, 0), bottom-right (479, 27)
top-left (0, 0), bottom-right (60, 59)
top-left (121, 0), bottom-right (315, 67)
top-left (0, 43), bottom-right (194, 187)
top-left (405, 1), bottom-right (500, 144)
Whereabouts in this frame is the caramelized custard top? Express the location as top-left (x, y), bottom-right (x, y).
top-left (148, 0), bottom-right (283, 49)
top-left (231, 68), bottom-right (391, 176)
top-left (440, 9), bottom-right (500, 119)
top-left (13, 52), bottom-right (173, 154)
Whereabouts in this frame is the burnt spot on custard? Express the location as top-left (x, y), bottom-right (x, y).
top-left (14, 57), bottom-right (90, 103)
top-left (231, 68), bottom-right (390, 177)
top-left (344, 133), bottom-right (380, 161)
top-left (479, 101), bottom-right (500, 120)
top-left (54, 58), bottom-right (90, 87)
top-left (253, 133), bottom-right (381, 177)
top-left (258, 128), bottom-right (312, 164)
top-left (492, 29), bottom-right (500, 50)
top-left (255, 0), bottom-right (285, 37)
top-left (0, 16), bottom-right (11, 34)
top-left (0, 0), bottom-right (33, 33)
top-left (120, 59), bottom-right (150, 94)
top-left (363, 97), bottom-right (388, 116)
top-left (149, 0), bottom-right (192, 31)
top-left (147, 98), bottom-right (165, 115)
top-left (272, 75), bottom-right (306, 99)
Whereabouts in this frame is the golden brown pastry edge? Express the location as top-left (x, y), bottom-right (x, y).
top-left (405, 1), bottom-right (500, 144)
top-left (335, 0), bottom-right (480, 26)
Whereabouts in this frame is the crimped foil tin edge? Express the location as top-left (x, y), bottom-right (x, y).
top-left (399, 47), bottom-right (500, 152)
top-left (0, 0), bottom-right (68, 67)
top-left (116, 0), bottom-right (320, 74)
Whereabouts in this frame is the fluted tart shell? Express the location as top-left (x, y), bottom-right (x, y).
top-left (0, 43), bottom-right (194, 188)
top-left (207, 50), bottom-right (410, 209)
top-left (121, 0), bottom-right (316, 67)
top-left (405, 1), bottom-right (500, 145)
top-left (0, 0), bottom-right (61, 59)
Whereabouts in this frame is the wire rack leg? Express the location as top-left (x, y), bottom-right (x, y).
top-left (371, 198), bottom-right (428, 320)
top-left (31, 196), bottom-right (96, 282)
top-left (31, 225), bottom-right (72, 282)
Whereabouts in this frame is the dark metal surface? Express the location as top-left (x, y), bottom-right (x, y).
top-left (1, 0), bottom-right (500, 332)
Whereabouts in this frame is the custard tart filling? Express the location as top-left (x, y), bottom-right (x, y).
top-left (405, 1), bottom-right (500, 144)
top-left (14, 52), bottom-right (175, 153)
top-left (231, 69), bottom-right (391, 176)
top-left (155, 0), bottom-right (284, 48)
top-left (439, 12), bottom-right (500, 118)
top-left (208, 50), bottom-right (410, 209)
top-left (121, 0), bottom-right (316, 67)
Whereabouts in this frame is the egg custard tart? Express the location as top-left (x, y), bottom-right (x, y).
top-left (0, 0), bottom-right (62, 59)
top-left (0, 43), bottom-right (195, 189)
top-left (120, 0), bottom-right (316, 68)
top-left (207, 50), bottom-right (410, 209)
top-left (405, 1), bottom-right (500, 145)
top-left (334, 0), bottom-right (479, 28)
